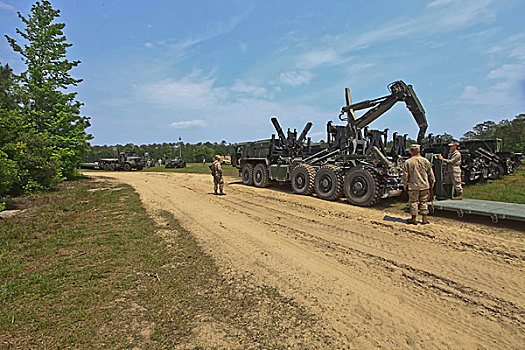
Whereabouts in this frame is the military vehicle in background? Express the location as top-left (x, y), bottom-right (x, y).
top-left (234, 80), bottom-right (428, 206)
top-left (423, 135), bottom-right (521, 182)
top-left (165, 157), bottom-right (187, 168)
top-left (99, 151), bottom-right (144, 171)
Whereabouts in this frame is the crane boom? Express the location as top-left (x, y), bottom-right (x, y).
top-left (341, 80), bottom-right (428, 144)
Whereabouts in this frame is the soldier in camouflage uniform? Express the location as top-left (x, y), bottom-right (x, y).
top-left (212, 155), bottom-right (225, 195)
top-left (439, 141), bottom-right (463, 200)
top-left (402, 144), bottom-right (436, 225)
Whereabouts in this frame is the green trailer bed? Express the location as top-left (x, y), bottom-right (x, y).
top-left (431, 199), bottom-right (525, 223)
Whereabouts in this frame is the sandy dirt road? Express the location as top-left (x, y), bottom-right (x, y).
top-left (92, 171), bottom-right (524, 349)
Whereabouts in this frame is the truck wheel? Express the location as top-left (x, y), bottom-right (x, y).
top-left (109, 163), bottom-right (116, 171)
top-left (314, 165), bottom-right (343, 201)
top-left (124, 163), bottom-right (131, 171)
top-left (102, 163), bottom-right (110, 171)
top-left (242, 164), bottom-right (254, 186)
top-left (253, 163), bottom-right (269, 188)
top-left (344, 167), bottom-right (382, 206)
top-left (291, 164), bottom-right (315, 195)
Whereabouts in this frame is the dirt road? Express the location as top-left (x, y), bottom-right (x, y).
top-left (93, 171), bottom-right (524, 349)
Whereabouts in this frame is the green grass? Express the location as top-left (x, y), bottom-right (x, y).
top-left (0, 178), bottom-right (331, 348)
top-left (463, 167), bottom-right (525, 204)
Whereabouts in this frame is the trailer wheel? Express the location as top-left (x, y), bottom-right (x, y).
top-left (109, 163), bottom-right (116, 171)
top-left (242, 164), bottom-right (254, 186)
top-left (314, 165), bottom-right (343, 201)
top-left (253, 163), bottom-right (269, 188)
top-left (344, 167), bottom-right (382, 206)
top-left (123, 163), bottom-right (131, 171)
top-left (291, 164), bottom-right (315, 195)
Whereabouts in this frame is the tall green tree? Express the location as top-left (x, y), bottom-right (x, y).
top-left (5, 0), bottom-right (91, 179)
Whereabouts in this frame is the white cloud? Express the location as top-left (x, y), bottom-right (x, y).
top-left (137, 74), bottom-right (219, 110)
top-left (169, 119), bottom-right (208, 129)
top-left (427, 0), bottom-right (455, 7)
top-left (279, 70), bottom-right (313, 87)
top-left (296, 49), bottom-right (340, 69)
top-left (487, 64), bottom-right (525, 80)
top-left (144, 42), bottom-right (154, 49)
top-left (159, 6), bottom-right (254, 58)
top-left (231, 80), bottom-right (266, 97)
top-left (239, 41), bottom-right (247, 53)
top-left (0, 1), bottom-right (16, 11)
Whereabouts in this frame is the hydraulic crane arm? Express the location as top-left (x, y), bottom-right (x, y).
top-left (341, 80), bottom-right (428, 144)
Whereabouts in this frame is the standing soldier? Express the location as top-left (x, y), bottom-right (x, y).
top-left (439, 141), bottom-right (463, 200)
top-left (211, 155), bottom-right (225, 195)
top-left (402, 144), bottom-right (436, 225)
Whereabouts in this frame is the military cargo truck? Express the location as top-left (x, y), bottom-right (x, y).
top-left (99, 151), bottom-right (144, 171)
top-left (234, 81), bottom-right (428, 206)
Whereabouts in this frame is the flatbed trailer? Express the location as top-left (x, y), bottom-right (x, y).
top-left (431, 199), bottom-right (525, 223)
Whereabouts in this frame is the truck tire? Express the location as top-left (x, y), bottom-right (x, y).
top-left (314, 165), bottom-right (343, 201)
top-left (102, 163), bottom-right (110, 171)
top-left (124, 163), bottom-right (131, 171)
top-left (242, 164), bottom-right (254, 186)
top-left (109, 163), bottom-right (116, 171)
top-left (291, 164), bottom-right (315, 195)
top-left (344, 167), bottom-right (382, 206)
top-left (253, 163), bottom-right (269, 188)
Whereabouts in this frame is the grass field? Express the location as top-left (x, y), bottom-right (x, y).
top-left (0, 178), bottom-right (323, 348)
top-left (463, 166), bottom-right (525, 204)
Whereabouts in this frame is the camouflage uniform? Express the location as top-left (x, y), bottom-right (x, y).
top-left (402, 155), bottom-right (435, 216)
top-left (212, 159), bottom-right (224, 194)
top-left (442, 150), bottom-right (462, 197)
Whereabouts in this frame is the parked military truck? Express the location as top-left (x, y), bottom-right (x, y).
top-left (99, 151), bottom-right (144, 171)
top-left (234, 80), bottom-right (428, 206)
top-left (423, 135), bottom-right (521, 186)
top-left (165, 157), bottom-right (186, 168)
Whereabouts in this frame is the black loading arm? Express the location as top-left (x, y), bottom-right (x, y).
top-left (271, 117), bottom-right (313, 157)
top-left (341, 80), bottom-right (428, 144)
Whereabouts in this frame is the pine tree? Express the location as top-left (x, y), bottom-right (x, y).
top-left (5, 0), bottom-right (91, 179)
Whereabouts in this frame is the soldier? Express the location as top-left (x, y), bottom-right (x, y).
top-left (439, 141), bottom-right (463, 200)
top-left (402, 144), bottom-right (436, 225)
top-left (211, 155), bottom-right (225, 195)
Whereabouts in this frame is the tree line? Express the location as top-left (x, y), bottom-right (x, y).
top-left (83, 141), bottom-right (235, 163)
top-left (461, 114), bottom-right (524, 152)
top-left (0, 1), bottom-right (91, 208)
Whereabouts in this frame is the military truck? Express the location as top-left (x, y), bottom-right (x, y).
top-left (99, 151), bottom-right (144, 171)
top-left (165, 157), bottom-right (186, 168)
top-left (234, 80), bottom-right (428, 206)
top-left (423, 135), bottom-right (521, 187)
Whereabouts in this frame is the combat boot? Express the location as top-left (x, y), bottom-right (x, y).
top-left (452, 195), bottom-right (463, 200)
top-left (407, 215), bottom-right (417, 225)
top-left (421, 215), bottom-right (430, 225)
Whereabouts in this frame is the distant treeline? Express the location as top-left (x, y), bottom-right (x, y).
top-left (84, 141), bottom-right (235, 163)
top-left (461, 114), bottom-right (524, 152)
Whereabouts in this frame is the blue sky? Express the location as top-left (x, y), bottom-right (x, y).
top-left (1, 0), bottom-right (524, 145)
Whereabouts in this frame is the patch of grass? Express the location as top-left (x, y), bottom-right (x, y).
top-left (0, 178), bottom-right (338, 348)
top-left (463, 167), bottom-right (525, 204)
